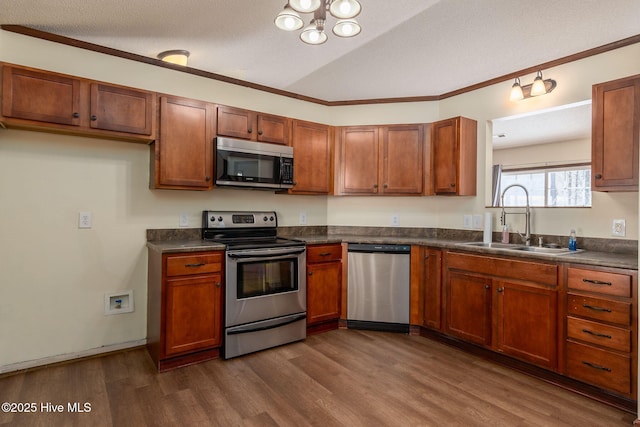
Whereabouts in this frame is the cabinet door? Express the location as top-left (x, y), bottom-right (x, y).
top-left (154, 96), bottom-right (214, 189)
top-left (423, 248), bottom-right (442, 330)
top-left (307, 261), bottom-right (342, 325)
top-left (495, 280), bottom-right (557, 369)
top-left (90, 83), bottom-right (155, 136)
top-left (592, 77), bottom-right (640, 191)
top-left (257, 113), bottom-right (290, 145)
top-left (2, 65), bottom-right (81, 126)
top-left (430, 117), bottom-right (476, 195)
top-left (339, 126), bottom-right (379, 194)
top-left (431, 118), bottom-right (458, 194)
top-left (164, 274), bottom-right (222, 356)
top-left (216, 106), bottom-right (255, 140)
top-left (381, 125), bottom-right (424, 194)
top-left (445, 271), bottom-right (492, 346)
top-left (291, 120), bottom-right (332, 194)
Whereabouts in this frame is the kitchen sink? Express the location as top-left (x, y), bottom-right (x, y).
top-left (461, 241), bottom-right (583, 255)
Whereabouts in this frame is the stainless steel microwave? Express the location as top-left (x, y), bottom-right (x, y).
top-left (215, 137), bottom-right (294, 190)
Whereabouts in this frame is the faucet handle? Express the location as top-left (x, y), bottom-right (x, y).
top-left (538, 236), bottom-right (543, 247)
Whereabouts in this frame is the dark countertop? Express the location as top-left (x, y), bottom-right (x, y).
top-left (147, 234), bottom-right (637, 270)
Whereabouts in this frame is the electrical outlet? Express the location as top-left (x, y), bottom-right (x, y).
top-left (299, 211), bottom-right (307, 225)
top-left (612, 219), bottom-right (626, 237)
top-left (78, 211), bottom-right (92, 229)
top-left (472, 214), bottom-right (482, 229)
top-left (463, 214), bottom-right (472, 228)
top-left (179, 213), bottom-right (189, 227)
top-left (391, 214), bottom-right (400, 226)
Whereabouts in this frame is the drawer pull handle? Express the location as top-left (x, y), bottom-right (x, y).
top-left (582, 361), bottom-right (611, 372)
top-left (581, 328), bottom-right (612, 339)
top-left (319, 252), bottom-right (332, 256)
top-left (582, 278), bottom-right (612, 286)
top-left (582, 304), bottom-right (612, 313)
top-left (185, 263), bottom-right (206, 267)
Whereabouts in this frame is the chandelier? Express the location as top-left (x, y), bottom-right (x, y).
top-left (275, 0), bottom-right (362, 45)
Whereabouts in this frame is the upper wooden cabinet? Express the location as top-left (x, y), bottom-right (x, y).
top-left (429, 116), bottom-right (477, 196)
top-left (290, 119), bottom-right (334, 194)
top-left (216, 105), bottom-right (291, 145)
top-left (150, 95), bottom-right (215, 190)
top-left (336, 124), bottom-right (425, 195)
top-left (592, 75), bottom-right (640, 192)
top-left (0, 63), bottom-right (156, 142)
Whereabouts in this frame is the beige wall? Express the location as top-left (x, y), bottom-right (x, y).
top-left (492, 138), bottom-right (591, 168)
top-left (0, 30), bottom-right (638, 370)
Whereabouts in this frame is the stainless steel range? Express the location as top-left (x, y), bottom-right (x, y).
top-left (202, 210), bottom-right (307, 359)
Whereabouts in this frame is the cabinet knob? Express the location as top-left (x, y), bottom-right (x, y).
top-left (383, 183), bottom-right (388, 188)
top-left (258, 130), bottom-right (263, 135)
top-left (308, 272), bottom-right (313, 276)
top-left (497, 287), bottom-right (503, 293)
top-left (373, 184), bottom-right (378, 189)
top-left (595, 174), bottom-right (602, 179)
top-left (206, 176), bottom-right (211, 181)
top-left (450, 183), bottom-right (456, 187)
top-left (216, 282), bottom-right (221, 287)
top-left (72, 112), bottom-right (80, 118)
top-left (247, 128), bottom-right (253, 134)
top-left (90, 115), bottom-right (97, 121)
top-left (484, 285), bottom-right (490, 289)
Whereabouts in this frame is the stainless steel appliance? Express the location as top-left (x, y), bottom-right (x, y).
top-left (202, 210), bottom-right (306, 359)
top-left (347, 243), bottom-right (410, 333)
top-left (215, 137), bottom-right (294, 190)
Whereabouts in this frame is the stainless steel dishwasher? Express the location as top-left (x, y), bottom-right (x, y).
top-left (347, 243), bottom-right (411, 333)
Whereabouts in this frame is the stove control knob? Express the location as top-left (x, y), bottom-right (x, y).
top-left (270, 216), bottom-right (275, 222)
top-left (210, 216), bottom-right (215, 222)
top-left (263, 216), bottom-right (268, 222)
top-left (218, 216), bottom-right (223, 222)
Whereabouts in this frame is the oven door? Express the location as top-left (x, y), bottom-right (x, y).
top-left (225, 246), bottom-right (306, 327)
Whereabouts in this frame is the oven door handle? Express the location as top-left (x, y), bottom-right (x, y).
top-left (226, 313), bottom-right (307, 335)
top-left (227, 248), bottom-right (305, 259)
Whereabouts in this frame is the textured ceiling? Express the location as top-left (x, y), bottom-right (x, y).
top-left (1, 0), bottom-right (639, 103)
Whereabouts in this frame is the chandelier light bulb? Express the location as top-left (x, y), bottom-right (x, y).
top-left (509, 78), bottom-right (524, 101)
top-left (289, 0), bottom-right (321, 13)
top-left (530, 71), bottom-right (547, 96)
top-left (329, 0), bottom-right (361, 19)
top-left (333, 19), bottom-right (361, 37)
top-left (275, 5), bottom-right (304, 31)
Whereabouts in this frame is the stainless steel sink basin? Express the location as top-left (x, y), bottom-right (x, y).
top-left (461, 241), bottom-right (583, 255)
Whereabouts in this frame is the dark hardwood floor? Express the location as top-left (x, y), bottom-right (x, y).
top-left (0, 329), bottom-right (636, 426)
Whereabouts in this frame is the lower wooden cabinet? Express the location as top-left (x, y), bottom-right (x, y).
top-left (147, 250), bottom-right (223, 371)
top-left (443, 251), bottom-right (558, 370)
top-left (563, 264), bottom-right (637, 399)
top-left (306, 243), bottom-right (343, 333)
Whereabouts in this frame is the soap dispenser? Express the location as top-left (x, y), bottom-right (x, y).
top-left (568, 229), bottom-right (577, 251)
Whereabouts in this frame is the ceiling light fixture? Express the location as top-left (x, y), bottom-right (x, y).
top-left (157, 50), bottom-right (190, 67)
top-left (275, 0), bottom-right (362, 45)
top-left (509, 71), bottom-right (557, 101)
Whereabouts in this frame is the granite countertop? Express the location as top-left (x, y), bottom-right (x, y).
top-left (298, 234), bottom-right (637, 270)
top-left (146, 230), bottom-right (637, 270)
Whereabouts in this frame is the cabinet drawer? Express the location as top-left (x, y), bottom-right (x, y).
top-left (307, 244), bottom-right (342, 263)
top-left (567, 293), bottom-right (631, 325)
top-left (567, 267), bottom-right (631, 297)
top-left (447, 252), bottom-right (557, 286)
top-left (567, 316), bottom-right (631, 352)
top-left (566, 341), bottom-right (631, 396)
top-left (166, 253), bottom-right (222, 277)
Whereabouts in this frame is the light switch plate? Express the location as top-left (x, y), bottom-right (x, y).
top-left (179, 213), bottom-right (189, 227)
top-left (612, 219), bottom-right (626, 237)
top-left (463, 214), bottom-right (472, 228)
top-left (472, 214), bottom-right (482, 229)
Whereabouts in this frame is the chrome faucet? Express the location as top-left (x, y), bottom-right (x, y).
top-left (500, 183), bottom-right (531, 246)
